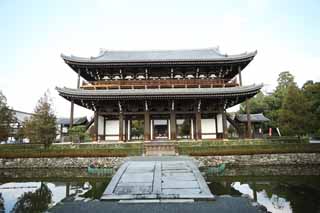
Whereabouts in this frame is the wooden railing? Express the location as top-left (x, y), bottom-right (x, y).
top-left (81, 79), bottom-right (238, 90)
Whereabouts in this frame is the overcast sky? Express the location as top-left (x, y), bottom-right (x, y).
top-left (1, 0), bottom-right (319, 118)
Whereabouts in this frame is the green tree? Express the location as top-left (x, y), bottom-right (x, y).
top-left (302, 81), bottom-right (320, 136)
top-left (278, 84), bottom-right (310, 136)
top-left (0, 91), bottom-right (15, 141)
top-left (69, 125), bottom-right (89, 143)
top-left (23, 92), bottom-right (56, 147)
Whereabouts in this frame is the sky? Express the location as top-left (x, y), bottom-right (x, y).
top-left (0, 0), bottom-right (319, 118)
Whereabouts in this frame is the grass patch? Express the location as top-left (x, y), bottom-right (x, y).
top-left (0, 143), bottom-right (143, 158)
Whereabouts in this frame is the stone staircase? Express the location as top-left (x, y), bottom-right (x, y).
top-left (144, 142), bottom-right (177, 156)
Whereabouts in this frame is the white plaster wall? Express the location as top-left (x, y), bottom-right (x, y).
top-left (217, 114), bottom-right (223, 133)
top-left (105, 120), bottom-right (119, 140)
top-left (201, 118), bottom-right (216, 139)
top-left (98, 116), bottom-right (104, 135)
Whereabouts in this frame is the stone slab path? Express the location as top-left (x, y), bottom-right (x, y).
top-left (101, 158), bottom-right (214, 200)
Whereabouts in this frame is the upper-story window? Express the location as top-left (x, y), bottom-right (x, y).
top-left (137, 75), bottom-right (145, 80)
top-left (186, 74), bottom-right (194, 79)
top-left (174, 74), bottom-right (183, 79)
top-left (199, 74), bottom-right (206, 79)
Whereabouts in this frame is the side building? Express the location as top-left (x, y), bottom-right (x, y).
top-left (56, 47), bottom-right (262, 142)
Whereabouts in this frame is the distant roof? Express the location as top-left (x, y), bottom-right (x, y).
top-left (11, 110), bottom-right (34, 123)
top-left (57, 116), bottom-right (88, 126)
top-left (61, 47), bottom-right (257, 64)
top-left (236, 113), bottom-right (270, 123)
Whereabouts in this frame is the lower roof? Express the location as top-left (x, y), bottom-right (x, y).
top-left (56, 84), bottom-right (263, 100)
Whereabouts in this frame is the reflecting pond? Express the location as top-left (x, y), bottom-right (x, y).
top-left (0, 165), bottom-right (320, 213)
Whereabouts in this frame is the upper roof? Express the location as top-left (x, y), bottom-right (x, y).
top-left (61, 47), bottom-right (257, 64)
top-left (236, 113), bottom-right (270, 123)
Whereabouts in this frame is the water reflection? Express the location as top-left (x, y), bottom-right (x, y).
top-left (206, 166), bottom-right (320, 213)
top-left (0, 178), bottom-right (111, 213)
top-left (10, 182), bottom-right (52, 213)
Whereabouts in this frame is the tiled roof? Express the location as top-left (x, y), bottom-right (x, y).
top-left (236, 113), bottom-right (270, 123)
top-left (61, 47), bottom-right (257, 63)
top-left (57, 116), bottom-right (88, 125)
top-left (56, 84), bottom-right (263, 100)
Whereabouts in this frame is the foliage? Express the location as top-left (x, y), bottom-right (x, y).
top-left (22, 92), bottom-right (56, 147)
top-left (11, 182), bottom-right (52, 213)
top-left (131, 120), bottom-right (144, 139)
top-left (302, 81), bottom-right (320, 136)
top-left (238, 71), bottom-right (318, 136)
top-left (68, 125), bottom-right (90, 143)
top-left (0, 91), bottom-right (15, 141)
top-left (0, 193), bottom-right (4, 213)
top-left (278, 84), bottom-right (311, 136)
top-left (178, 143), bottom-right (320, 156)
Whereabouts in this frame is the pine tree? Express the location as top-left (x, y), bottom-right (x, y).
top-left (278, 84), bottom-right (310, 136)
top-left (0, 91), bottom-right (15, 141)
top-left (23, 92), bottom-right (57, 147)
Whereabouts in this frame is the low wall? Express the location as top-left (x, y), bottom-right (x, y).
top-left (195, 153), bottom-right (320, 167)
top-left (0, 153), bottom-right (320, 169)
top-left (0, 157), bottom-right (126, 169)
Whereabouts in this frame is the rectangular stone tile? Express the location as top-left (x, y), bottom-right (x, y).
top-left (117, 182), bottom-right (153, 187)
top-left (162, 180), bottom-right (199, 189)
top-left (162, 175), bottom-right (196, 182)
top-left (162, 188), bottom-right (202, 195)
top-left (119, 172), bottom-right (154, 183)
top-left (114, 186), bottom-right (152, 195)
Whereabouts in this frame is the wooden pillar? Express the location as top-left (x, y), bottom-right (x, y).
top-left (69, 101), bottom-right (74, 129)
top-left (195, 112), bottom-right (202, 140)
top-left (222, 110), bottom-right (228, 139)
top-left (119, 113), bottom-right (124, 142)
top-left (103, 116), bottom-right (106, 141)
top-left (170, 111), bottom-right (176, 140)
top-left (246, 98), bottom-right (252, 138)
top-left (69, 69), bottom-right (81, 129)
top-left (238, 65), bottom-right (242, 86)
top-left (94, 111), bottom-right (99, 141)
top-left (124, 118), bottom-right (128, 142)
top-left (144, 111), bottom-right (150, 141)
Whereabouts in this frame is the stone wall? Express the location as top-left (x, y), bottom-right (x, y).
top-left (195, 153), bottom-right (320, 167)
top-left (0, 153), bottom-right (320, 169)
top-left (0, 157), bottom-right (126, 169)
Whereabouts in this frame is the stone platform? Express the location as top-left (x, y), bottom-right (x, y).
top-left (101, 157), bottom-right (214, 200)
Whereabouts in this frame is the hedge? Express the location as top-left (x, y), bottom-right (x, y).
top-left (178, 143), bottom-right (320, 156)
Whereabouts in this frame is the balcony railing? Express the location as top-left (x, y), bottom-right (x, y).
top-left (80, 79), bottom-right (238, 90)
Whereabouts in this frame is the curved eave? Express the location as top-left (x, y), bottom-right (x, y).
top-left (61, 51), bottom-right (257, 66)
top-left (56, 84), bottom-right (262, 100)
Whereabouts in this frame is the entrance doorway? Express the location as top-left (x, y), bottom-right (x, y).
top-left (153, 119), bottom-right (169, 140)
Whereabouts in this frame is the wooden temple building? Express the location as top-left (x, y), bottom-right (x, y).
top-left (57, 47), bottom-right (262, 142)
